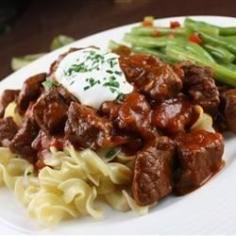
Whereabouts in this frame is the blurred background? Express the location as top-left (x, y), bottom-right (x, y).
top-left (0, 0), bottom-right (235, 79)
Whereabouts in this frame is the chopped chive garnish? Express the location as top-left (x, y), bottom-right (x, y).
top-left (116, 93), bottom-right (125, 101)
top-left (106, 70), bottom-right (113, 74)
top-left (114, 71), bottom-right (122, 75)
top-left (105, 149), bottom-right (118, 158)
top-left (110, 88), bottom-right (116, 93)
top-left (42, 79), bottom-right (58, 89)
top-left (83, 86), bottom-right (90, 91)
top-left (103, 81), bottom-right (120, 88)
top-left (66, 63), bottom-right (89, 75)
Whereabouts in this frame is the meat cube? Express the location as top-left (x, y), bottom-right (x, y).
top-left (116, 92), bottom-right (153, 137)
top-left (100, 100), bottom-right (121, 121)
top-left (152, 95), bottom-right (198, 134)
top-left (32, 130), bottom-right (65, 151)
top-left (0, 89), bottom-right (20, 117)
top-left (32, 130), bottom-right (50, 151)
top-left (221, 88), bottom-right (236, 132)
top-left (181, 64), bottom-right (220, 114)
top-left (132, 137), bottom-right (175, 206)
top-left (31, 131), bottom-right (65, 170)
top-left (101, 92), bottom-right (154, 140)
top-left (112, 45), bottom-right (132, 57)
top-left (0, 117), bottom-right (18, 147)
top-left (9, 118), bottom-right (39, 162)
top-left (18, 73), bottom-right (46, 114)
top-left (33, 88), bottom-right (68, 134)
top-left (56, 86), bottom-right (77, 105)
top-left (65, 102), bottom-right (114, 150)
top-left (119, 54), bottom-right (182, 101)
top-left (174, 130), bottom-right (224, 195)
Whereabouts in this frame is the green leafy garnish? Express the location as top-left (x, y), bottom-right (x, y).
top-left (66, 63), bottom-right (89, 75)
top-left (114, 71), bottom-right (122, 75)
top-left (83, 85), bottom-right (90, 91)
top-left (107, 57), bottom-right (117, 68)
top-left (103, 80), bottom-right (120, 88)
top-left (42, 79), bottom-right (58, 89)
top-left (116, 93), bottom-right (125, 101)
top-left (105, 149), bottom-right (118, 158)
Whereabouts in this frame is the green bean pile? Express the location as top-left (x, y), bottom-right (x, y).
top-left (117, 18), bottom-right (236, 86)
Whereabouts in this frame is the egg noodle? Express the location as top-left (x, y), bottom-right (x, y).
top-left (0, 102), bottom-right (214, 225)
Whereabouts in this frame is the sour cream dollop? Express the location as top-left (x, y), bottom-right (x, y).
top-left (54, 48), bottom-right (133, 109)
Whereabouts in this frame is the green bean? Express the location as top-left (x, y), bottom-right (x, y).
top-left (124, 34), bottom-right (169, 48)
top-left (222, 63), bottom-right (236, 71)
top-left (166, 44), bottom-right (236, 87)
top-left (184, 18), bottom-right (219, 35)
top-left (185, 42), bottom-right (215, 63)
top-left (167, 37), bottom-right (187, 46)
top-left (213, 64), bottom-right (236, 86)
top-left (219, 27), bottom-right (236, 36)
top-left (223, 36), bottom-right (236, 45)
top-left (165, 44), bottom-right (205, 64)
top-left (224, 35), bottom-right (236, 41)
top-left (132, 46), bottom-right (175, 63)
top-left (204, 44), bottom-right (235, 63)
top-left (167, 38), bottom-right (215, 63)
top-left (130, 26), bottom-right (187, 36)
top-left (199, 32), bottom-right (236, 54)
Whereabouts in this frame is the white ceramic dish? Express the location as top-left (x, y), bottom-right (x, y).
top-left (0, 16), bottom-right (236, 235)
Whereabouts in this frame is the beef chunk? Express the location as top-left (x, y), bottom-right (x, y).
top-left (174, 130), bottom-right (224, 195)
top-left (65, 102), bottom-right (115, 150)
top-left (116, 92), bottom-right (153, 138)
top-left (101, 92), bottom-right (156, 154)
top-left (32, 130), bottom-right (50, 151)
top-left (112, 45), bottom-right (132, 57)
top-left (0, 90), bottom-right (20, 117)
top-left (152, 95), bottom-right (198, 134)
top-left (33, 88), bottom-right (68, 134)
top-left (119, 54), bottom-right (182, 102)
top-left (220, 89), bottom-right (236, 132)
top-left (181, 64), bottom-right (220, 114)
top-left (32, 130), bottom-right (65, 151)
top-left (0, 117), bottom-right (18, 146)
top-left (32, 131), bottom-right (65, 170)
top-left (100, 100), bottom-right (121, 121)
top-left (56, 86), bottom-right (77, 105)
top-left (18, 73), bottom-right (46, 114)
top-left (101, 92), bottom-right (154, 139)
top-left (132, 137), bottom-right (175, 206)
top-left (9, 118), bottom-right (39, 162)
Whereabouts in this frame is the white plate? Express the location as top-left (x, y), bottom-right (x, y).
top-left (0, 16), bottom-right (236, 235)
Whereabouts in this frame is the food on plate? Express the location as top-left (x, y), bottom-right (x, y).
top-left (123, 17), bottom-right (236, 86)
top-left (0, 17), bottom-right (236, 225)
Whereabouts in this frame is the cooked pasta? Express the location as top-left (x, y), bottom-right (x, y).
top-left (0, 145), bottom-right (149, 225)
top-left (191, 105), bottom-right (215, 132)
top-left (4, 102), bottom-right (22, 126)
